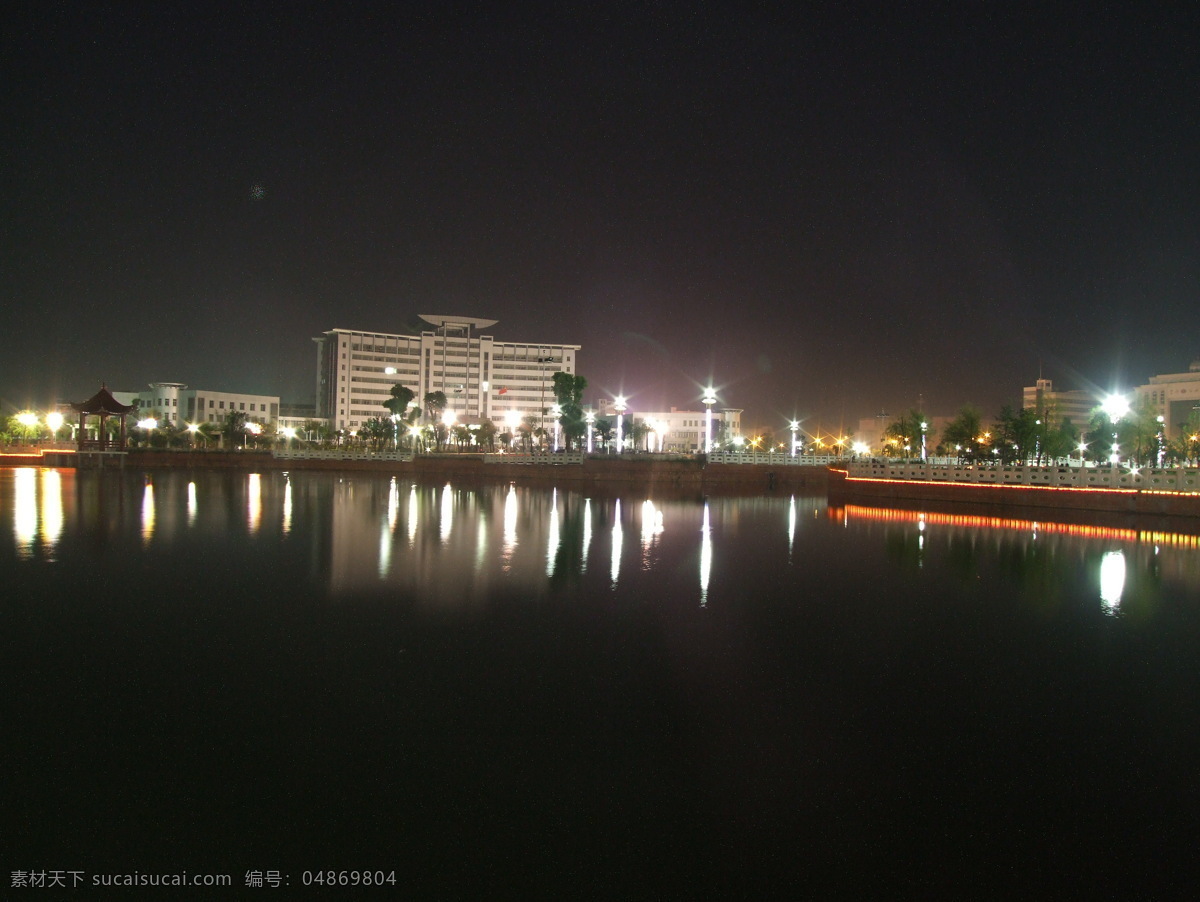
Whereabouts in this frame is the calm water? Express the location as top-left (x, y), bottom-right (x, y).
top-left (3, 467), bottom-right (1200, 894)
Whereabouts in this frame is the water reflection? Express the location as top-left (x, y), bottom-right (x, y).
top-left (4, 470), bottom-right (1200, 618)
top-left (141, 481), bottom-right (155, 544)
top-left (546, 488), bottom-right (559, 577)
top-left (247, 473), bottom-right (262, 534)
top-left (611, 498), bottom-right (623, 587)
top-left (13, 468), bottom-right (37, 556)
top-left (1100, 550), bottom-right (1126, 616)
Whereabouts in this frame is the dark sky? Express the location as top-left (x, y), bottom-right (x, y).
top-left (4, 2), bottom-right (1198, 431)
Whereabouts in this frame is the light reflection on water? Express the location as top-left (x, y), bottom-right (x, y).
top-left (3, 469), bottom-right (1200, 617)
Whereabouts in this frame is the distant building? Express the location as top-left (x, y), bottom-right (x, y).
top-left (1136, 360), bottom-right (1200, 439)
top-left (1022, 378), bottom-right (1097, 427)
top-left (113, 382), bottom-right (280, 427)
top-left (592, 401), bottom-right (742, 452)
top-left (314, 315), bottom-right (580, 433)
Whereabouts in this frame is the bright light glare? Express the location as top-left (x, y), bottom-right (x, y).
top-left (16, 412), bottom-right (39, 428)
top-left (1102, 394), bottom-right (1130, 421)
top-left (852, 441), bottom-right (870, 455)
top-left (442, 409), bottom-right (457, 427)
top-left (46, 412), bottom-right (64, 431)
top-left (281, 427), bottom-right (297, 439)
top-left (137, 418), bottom-right (157, 430)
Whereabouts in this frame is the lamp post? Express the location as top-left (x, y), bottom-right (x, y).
top-left (46, 411), bottom-right (64, 444)
top-left (552, 403), bottom-right (562, 452)
top-left (789, 420), bottom-right (799, 457)
top-left (1103, 393), bottom-right (1129, 468)
top-left (702, 387), bottom-right (717, 454)
top-left (586, 411), bottom-right (595, 454)
top-left (614, 396), bottom-right (627, 455)
top-left (920, 421), bottom-right (928, 462)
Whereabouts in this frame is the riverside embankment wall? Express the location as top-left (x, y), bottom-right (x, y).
top-left (828, 468), bottom-right (1200, 519)
top-left (21, 451), bottom-right (832, 494)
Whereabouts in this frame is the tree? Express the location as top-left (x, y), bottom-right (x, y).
top-left (360, 417), bottom-right (392, 451)
top-left (550, 372), bottom-right (588, 451)
top-left (594, 417), bottom-right (614, 453)
top-left (423, 391), bottom-right (448, 450)
top-left (223, 410), bottom-right (248, 449)
top-left (476, 418), bottom-right (497, 452)
top-left (883, 409), bottom-right (931, 459)
top-left (628, 420), bottom-right (649, 452)
top-left (940, 406), bottom-right (984, 462)
top-left (382, 384), bottom-right (416, 447)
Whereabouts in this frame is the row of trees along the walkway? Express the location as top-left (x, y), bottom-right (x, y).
top-left (885, 398), bottom-right (1200, 466)
top-left (362, 374), bottom-right (596, 453)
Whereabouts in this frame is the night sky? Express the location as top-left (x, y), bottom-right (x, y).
top-left (5, 3), bottom-right (1198, 431)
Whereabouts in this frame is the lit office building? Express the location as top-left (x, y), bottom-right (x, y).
top-left (314, 314), bottom-right (580, 433)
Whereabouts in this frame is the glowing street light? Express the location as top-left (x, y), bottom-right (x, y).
top-left (920, 421), bottom-right (928, 462)
top-left (614, 396), bottom-right (627, 455)
top-left (789, 420), bottom-right (799, 457)
top-left (46, 411), bottom-right (64, 436)
top-left (552, 403), bottom-right (562, 451)
top-left (1103, 393), bottom-right (1129, 467)
top-left (702, 387), bottom-right (717, 454)
top-left (586, 410), bottom-right (595, 454)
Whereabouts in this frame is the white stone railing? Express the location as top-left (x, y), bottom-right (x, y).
top-left (483, 450), bottom-right (584, 465)
top-left (272, 448), bottom-right (413, 462)
top-left (708, 452), bottom-right (843, 466)
top-left (844, 461), bottom-right (1200, 493)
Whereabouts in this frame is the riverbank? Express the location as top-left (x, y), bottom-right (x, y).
top-left (828, 467), bottom-right (1200, 518)
top-left (12, 449), bottom-right (832, 494)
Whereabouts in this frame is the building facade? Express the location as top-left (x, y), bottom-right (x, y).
top-left (1136, 360), bottom-right (1200, 439)
top-left (1022, 378), bottom-right (1098, 427)
top-left (592, 400), bottom-right (742, 452)
top-left (314, 315), bottom-right (580, 433)
top-left (113, 382), bottom-right (280, 427)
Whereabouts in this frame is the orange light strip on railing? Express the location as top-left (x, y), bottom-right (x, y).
top-left (833, 468), bottom-right (1199, 497)
top-left (832, 503), bottom-right (1200, 547)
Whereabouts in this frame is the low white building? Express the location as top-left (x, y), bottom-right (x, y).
top-left (114, 382), bottom-right (280, 427)
top-left (592, 400), bottom-right (742, 452)
top-left (1022, 378), bottom-right (1098, 427)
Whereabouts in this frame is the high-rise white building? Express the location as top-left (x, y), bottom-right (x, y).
top-left (314, 314), bottom-right (580, 433)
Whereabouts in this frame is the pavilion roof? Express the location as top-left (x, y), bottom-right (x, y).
top-left (72, 385), bottom-right (134, 415)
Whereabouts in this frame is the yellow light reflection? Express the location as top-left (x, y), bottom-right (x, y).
top-left (407, 484), bottom-right (419, 545)
top-left (641, 499), bottom-right (663, 561)
top-left (611, 499), bottom-right (623, 587)
top-left (247, 473), bottom-right (262, 534)
top-left (700, 500), bottom-right (712, 606)
top-left (188, 481), bottom-right (198, 527)
top-left (787, 494), bottom-right (796, 562)
top-left (501, 483), bottom-right (517, 568)
top-left (582, 498), bottom-right (592, 573)
top-left (1100, 551), bottom-right (1126, 616)
top-left (387, 476), bottom-right (399, 532)
top-left (546, 487), bottom-right (559, 577)
top-left (14, 468), bottom-right (37, 556)
top-left (281, 478), bottom-right (291, 534)
top-left (439, 482), bottom-right (453, 543)
top-left (41, 470), bottom-right (63, 554)
top-left (141, 482), bottom-right (155, 544)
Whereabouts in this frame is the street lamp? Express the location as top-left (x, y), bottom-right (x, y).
top-left (702, 387), bottom-right (717, 454)
top-left (244, 421), bottom-right (262, 448)
top-left (920, 421), bottom-right (928, 462)
top-left (46, 411), bottom-right (64, 441)
top-left (614, 396), bottom-right (627, 455)
top-left (789, 420), bottom-right (799, 457)
top-left (1103, 393), bottom-right (1129, 468)
top-left (586, 411), bottom-right (595, 454)
top-left (552, 403), bottom-right (562, 451)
